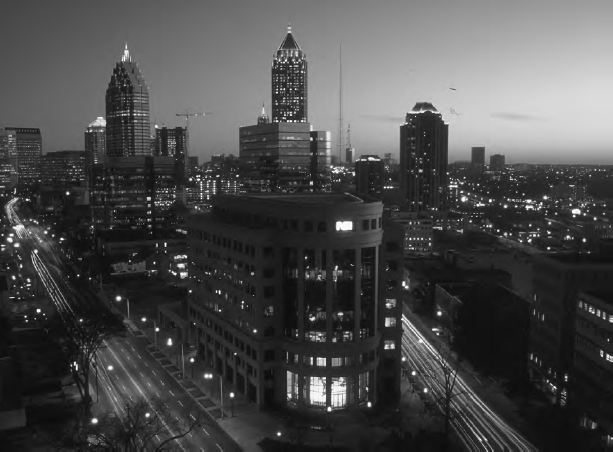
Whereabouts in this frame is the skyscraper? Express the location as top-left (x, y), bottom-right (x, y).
top-left (355, 155), bottom-right (384, 199)
top-left (155, 126), bottom-right (188, 204)
top-left (105, 44), bottom-right (151, 158)
top-left (490, 154), bottom-right (505, 172)
top-left (399, 103), bottom-right (448, 213)
top-left (4, 127), bottom-right (42, 186)
top-left (272, 25), bottom-right (307, 123)
top-left (471, 146), bottom-right (485, 173)
top-left (85, 117), bottom-right (106, 173)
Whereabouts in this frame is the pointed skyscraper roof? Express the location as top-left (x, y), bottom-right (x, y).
top-left (261, 103), bottom-right (266, 116)
top-left (278, 23), bottom-right (301, 51)
top-left (122, 42), bottom-right (131, 62)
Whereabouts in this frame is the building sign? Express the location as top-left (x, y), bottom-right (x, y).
top-left (111, 260), bottom-right (147, 275)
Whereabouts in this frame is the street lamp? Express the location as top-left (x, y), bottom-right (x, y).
top-left (229, 392), bottom-right (235, 417)
top-left (276, 431), bottom-right (282, 437)
top-left (141, 317), bottom-right (159, 349)
top-left (190, 357), bottom-right (195, 379)
top-left (107, 365), bottom-right (114, 371)
top-left (115, 295), bottom-right (130, 319)
top-left (204, 372), bottom-right (224, 419)
top-left (91, 418), bottom-right (98, 425)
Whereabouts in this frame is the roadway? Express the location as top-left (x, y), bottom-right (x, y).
top-left (401, 314), bottom-right (537, 452)
top-left (6, 198), bottom-right (239, 452)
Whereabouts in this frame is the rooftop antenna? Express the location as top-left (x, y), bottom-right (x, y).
top-left (346, 123), bottom-right (351, 148)
top-left (337, 45), bottom-right (344, 163)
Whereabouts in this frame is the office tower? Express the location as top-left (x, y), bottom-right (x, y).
top-left (155, 126), bottom-right (188, 205)
top-left (90, 157), bottom-right (175, 233)
top-left (355, 155), bottom-right (384, 199)
top-left (471, 146), bottom-right (485, 173)
top-left (573, 290), bottom-right (613, 440)
top-left (529, 250), bottom-right (613, 407)
top-left (490, 154), bottom-right (505, 172)
top-left (85, 117), bottom-right (106, 165)
top-left (345, 147), bottom-right (355, 165)
top-left (4, 127), bottom-right (42, 186)
top-left (272, 25), bottom-right (307, 123)
top-left (0, 131), bottom-right (12, 194)
top-left (239, 110), bottom-right (312, 193)
top-left (40, 151), bottom-right (86, 186)
top-left (105, 44), bottom-right (151, 157)
top-left (399, 103), bottom-right (449, 213)
top-left (309, 130), bottom-right (332, 192)
top-left (390, 211), bottom-right (433, 255)
top-left (188, 156), bottom-right (199, 177)
top-left (187, 193), bottom-right (403, 411)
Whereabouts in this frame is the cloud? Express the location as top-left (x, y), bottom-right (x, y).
top-left (490, 112), bottom-right (545, 122)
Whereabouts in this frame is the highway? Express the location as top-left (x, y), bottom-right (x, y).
top-left (6, 198), bottom-right (240, 452)
top-left (401, 314), bottom-right (537, 452)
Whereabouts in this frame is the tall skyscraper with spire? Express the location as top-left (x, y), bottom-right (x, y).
top-left (272, 25), bottom-right (307, 123)
top-left (105, 44), bottom-right (150, 157)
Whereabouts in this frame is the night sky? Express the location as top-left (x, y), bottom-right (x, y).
top-left (1, 0), bottom-right (612, 164)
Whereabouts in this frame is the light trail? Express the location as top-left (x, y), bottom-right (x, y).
top-left (402, 315), bottom-right (537, 452)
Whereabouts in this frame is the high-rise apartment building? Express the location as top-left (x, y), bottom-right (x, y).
top-left (85, 117), bottom-right (107, 165)
top-left (490, 154), bottom-right (505, 172)
top-left (105, 45), bottom-right (151, 157)
top-left (0, 131), bottom-right (12, 194)
top-left (399, 103), bottom-right (448, 213)
top-left (40, 151), bottom-right (86, 186)
top-left (187, 193), bottom-right (403, 411)
top-left (155, 126), bottom-right (188, 205)
top-left (4, 127), bottom-right (42, 186)
top-left (355, 155), bottom-right (384, 199)
top-left (272, 25), bottom-right (307, 123)
top-left (471, 146), bottom-right (485, 173)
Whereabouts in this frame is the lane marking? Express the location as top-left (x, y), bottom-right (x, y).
top-left (138, 354), bottom-right (142, 359)
top-left (216, 444), bottom-right (223, 452)
top-left (156, 392), bottom-right (160, 398)
top-left (152, 370), bottom-right (156, 375)
top-left (147, 382), bottom-right (152, 387)
top-left (145, 363), bottom-right (149, 367)
top-left (178, 401), bottom-right (184, 407)
top-left (169, 390), bottom-right (174, 396)
top-left (141, 373), bottom-right (144, 378)
top-left (202, 428), bottom-right (209, 436)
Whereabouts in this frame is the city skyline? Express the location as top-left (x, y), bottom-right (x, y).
top-left (0, 0), bottom-right (612, 164)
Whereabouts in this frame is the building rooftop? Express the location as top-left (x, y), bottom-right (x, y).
top-left (88, 117), bottom-right (106, 128)
top-left (278, 25), bottom-right (301, 51)
top-left (239, 193), bottom-right (373, 204)
top-left (410, 102), bottom-right (439, 114)
top-left (581, 290), bottom-right (613, 303)
top-left (541, 252), bottom-right (613, 265)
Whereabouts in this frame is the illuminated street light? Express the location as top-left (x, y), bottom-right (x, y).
top-left (115, 295), bottom-right (122, 302)
top-left (107, 365), bottom-right (114, 371)
top-left (145, 412), bottom-right (151, 418)
top-left (141, 317), bottom-right (146, 323)
top-left (277, 431), bottom-right (282, 437)
top-left (91, 418), bottom-right (98, 424)
top-left (229, 392), bottom-right (235, 416)
top-left (327, 406), bottom-right (332, 413)
top-left (423, 388), bottom-right (429, 394)
top-left (167, 338), bottom-right (173, 346)
top-left (411, 371), bottom-right (417, 376)
top-left (436, 310), bottom-right (442, 317)
top-left (367, 401), bottom-right (372, 408)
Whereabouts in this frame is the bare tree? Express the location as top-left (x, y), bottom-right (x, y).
top-left (87, 397), bottom-right (204, 451)
top-left (51, 397), bottom-right (205, 451)
top-left (424, 344), bottom-right (467, 450)
top-left (49, 313), bottom-right (123, 418)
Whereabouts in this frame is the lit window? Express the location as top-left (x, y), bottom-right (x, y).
top-left (385, 298), bottom-right (397, 309)
top-left (335, 221), bottom-right (353, 231)
top-left (385, 317), bottom-right (396, 327)
top-left (384, 340), bottom-right (395, 349)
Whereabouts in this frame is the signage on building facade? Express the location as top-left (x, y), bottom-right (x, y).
top-left (110, 260), bottom-right (147, 275)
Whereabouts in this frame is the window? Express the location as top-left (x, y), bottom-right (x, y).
top-left (263, 305), bottom-right (274, 317)
top-left (330, 377), bottom-right (347, 409)
top-left (362, 219), bottom-right (369, 231)
top-left (308, 376), bottom-right (327, 406)
top-left (384, 340), bottom-right (396, 349)
top-left (304, 221), bottom-right (313, 232)
top-left (287, 371), bottom-right (298, 402)
top-left (385, 298), bottom-right (397, 309)
top-left (331, 357), bottom-right (343, 367)
top-left (385, 317), bottom-right (396, 327)
top-left (316, 357), bottom-right (327, 367)
top-left (371, 218), bottom-right (377, 230)
top-left (264, 350), bottom-right (275, 362)
top-left (317, 221), bottom-right (327, 232)
top-left (336, 221), bottom-right (353, 231)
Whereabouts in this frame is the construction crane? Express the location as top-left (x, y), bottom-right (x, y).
top-left (175, 109), bottom-right (213, 157)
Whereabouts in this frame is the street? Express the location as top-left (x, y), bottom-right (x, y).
top-left (401, 314), bottom-right (537, 452)
top-left (6, 198), bottom-right (240, 452)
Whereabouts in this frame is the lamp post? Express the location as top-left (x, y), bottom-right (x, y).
top-left (205, 372), bottom-right (224, 418)
top-left (141, 317), bottom-right (159, 349)
top-left (115, 295), bottom-right (130, 319)
top-left (190, 357), bottom-right (195, 379)
top-left (229, 392), bottom-right (235, 417)
top-left (94, 354), bottom-right (99, 403)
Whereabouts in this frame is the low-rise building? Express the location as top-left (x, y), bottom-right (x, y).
top-left (390, 211), bottom-right (433, 256)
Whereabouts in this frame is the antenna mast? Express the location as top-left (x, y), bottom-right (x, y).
top-left (337, 45), bottom-right (344, 164)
